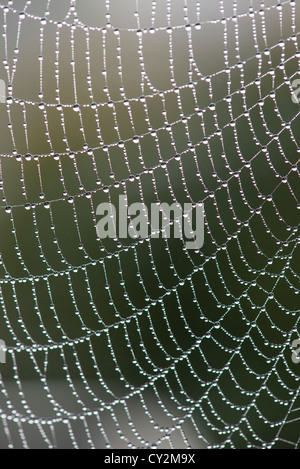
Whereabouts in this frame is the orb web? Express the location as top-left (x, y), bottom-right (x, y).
top-left (0, 0), bottom-right (299, 449)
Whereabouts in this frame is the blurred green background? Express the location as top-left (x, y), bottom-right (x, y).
top-left (0, 0), bottom-right (299, 449)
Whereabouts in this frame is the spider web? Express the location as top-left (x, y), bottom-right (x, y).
top-left (0, 0), bottom-right (299, 449)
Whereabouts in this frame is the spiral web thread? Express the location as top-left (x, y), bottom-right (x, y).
top-left (0, 0), bottom-right (299, 449)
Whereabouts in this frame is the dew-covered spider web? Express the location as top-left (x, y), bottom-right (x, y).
top-left (0, 0), bottom-right (299, 449)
